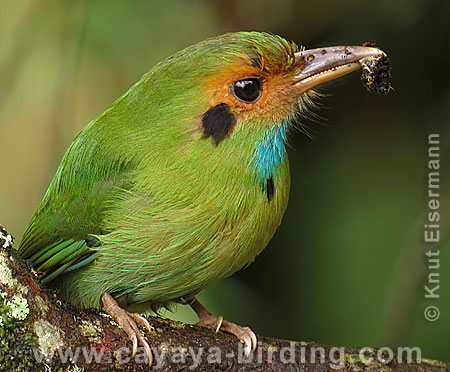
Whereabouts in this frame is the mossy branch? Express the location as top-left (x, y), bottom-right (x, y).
top-left (0, 225), bottom-right (448, 372)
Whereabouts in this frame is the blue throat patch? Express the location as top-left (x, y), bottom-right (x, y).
top-left (253, 121), bottom-right (288, 183)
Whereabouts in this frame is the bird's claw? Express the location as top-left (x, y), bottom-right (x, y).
top-left (130, 312), bottom-right (154, 334)
top-left (101, 293), bottom-right (153, 366)
top-left (196, 313), bottom-right (224, 333)
top-left (221, 320), bottom-right (257, 356)
top-left (215, 316), bottom-right (224, 333)
top-left (129, 312), bottom-right (153, 363)
top-left (190, 298), bottom-right (257, 356)
top-left (131, 334), bottom-right (138, 356)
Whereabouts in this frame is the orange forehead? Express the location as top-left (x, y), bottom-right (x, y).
top-left (202, 56), bottom-right (300, 125)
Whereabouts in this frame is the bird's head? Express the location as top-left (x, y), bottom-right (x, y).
top-left (135, 32), bottom-right (385, 184)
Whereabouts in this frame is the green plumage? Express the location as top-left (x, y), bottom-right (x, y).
top-left (18, 32), bottom-right (302, 310)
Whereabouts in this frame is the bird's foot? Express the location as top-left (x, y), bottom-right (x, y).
top-left (190, 298), bottom-right (257, 356)
top-left (101, 293), bottom-right (153, 366)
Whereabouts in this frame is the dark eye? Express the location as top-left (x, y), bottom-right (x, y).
top-left (232, 78), bottom-right (262, 103)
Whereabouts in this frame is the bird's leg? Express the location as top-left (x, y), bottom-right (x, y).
top-left (101, 292), bottom-right (153, 366)
top-left (190, 298), bottom-right (257, 355)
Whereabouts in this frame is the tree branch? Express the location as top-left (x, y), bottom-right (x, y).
top-left (0, 225), bottom-right (448, 372)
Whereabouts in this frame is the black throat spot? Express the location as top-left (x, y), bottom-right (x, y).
top-left (266, 176), bottom-right (275, 202)
top-left (202, 103), bottom-right (236, 146)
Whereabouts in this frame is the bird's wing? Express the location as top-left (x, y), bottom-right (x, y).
top-left (18, 124), bottom-right (136, 283)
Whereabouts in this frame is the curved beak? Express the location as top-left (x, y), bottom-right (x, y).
top-left (294, 46), bottom-right (388, 93)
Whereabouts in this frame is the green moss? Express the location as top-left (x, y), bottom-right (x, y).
top-left (0, 292), bottom-right (38, 371)
top-left (34, 294), bottom-right (49, 313)
top-left (344, 353), bottom-right (366, 365)
top-left (169, 320), bottom-right (186, 330)
top-left (79, 319), bottom-right (100, 338)
top-left (343, 351), bottom-right (394, 372)
top-left (34, 319), bottom-right (63, 356)
top-left (0, 255), bottom-right (15, 289)
top-left (9, 296), bottom-right (30, 320)
top-left (67, 366), bottom-right (85, 372)
top-left (421, 359), bottom-right (448, 370)
top-left (0, 249), bottom-right (41, 371)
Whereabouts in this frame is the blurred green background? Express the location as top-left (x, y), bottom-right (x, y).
top-left (1, 0), bottom-right (449, 362)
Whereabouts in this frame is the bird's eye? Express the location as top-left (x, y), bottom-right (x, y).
top-left (232, 78), bottom-right (262, 103)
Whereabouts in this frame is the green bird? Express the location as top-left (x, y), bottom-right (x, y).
top-left (18, 32), bottom-right (387, 364)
